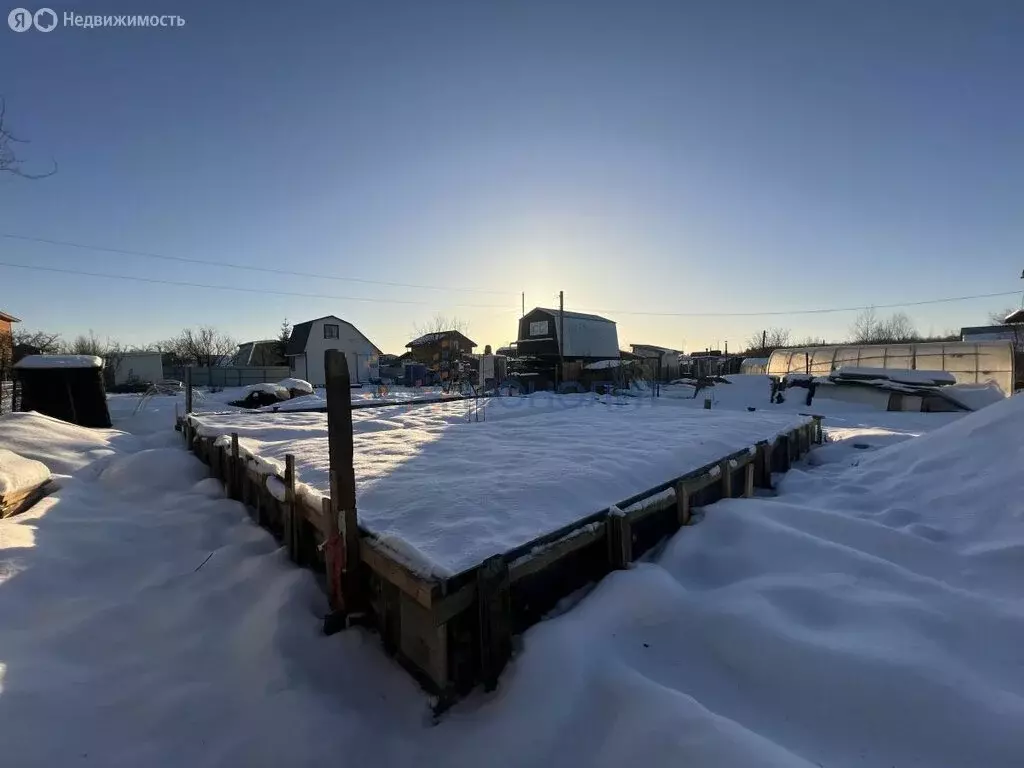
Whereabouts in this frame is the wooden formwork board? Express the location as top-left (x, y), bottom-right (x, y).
top-left (179, 416), bottom-right (817, 704)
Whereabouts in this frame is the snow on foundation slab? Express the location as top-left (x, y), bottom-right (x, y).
top-left (0, 448), bottom-right (51, 495)
top-left (13, 354), bottom-right (103, 369)
top-left (191, 399), bottom-right (809, 574)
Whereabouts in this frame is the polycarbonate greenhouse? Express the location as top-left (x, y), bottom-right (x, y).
top-left (766, 340), bottom-right (1015, 395)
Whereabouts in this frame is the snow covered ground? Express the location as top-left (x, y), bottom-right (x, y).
top-left (2, 377), bottom-right (1021, 766)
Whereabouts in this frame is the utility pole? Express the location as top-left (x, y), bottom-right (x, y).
top-left (558, 290), bottom-right (565, 388)
top-left (521, 292), bottom-right (525, 318)
top-left (762, 329), bottom-right (767, 351)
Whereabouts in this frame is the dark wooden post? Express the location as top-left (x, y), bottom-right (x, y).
top-left (675, 481), bottom-right (691, 526)
top-left (477, 555), bottom-right (512, 691)
top-left (185, 366), bottom-right (193, 414)
top-left (720, 460), bottom-right (733, 498)
top-left (284, 454), bottom-right (296, 562)
top-left (230, 433), bottom-right (241, 502)
top-left (606, 508), bottom-right (632, 569)
top-left (325, 350), bottom-right (363, 620)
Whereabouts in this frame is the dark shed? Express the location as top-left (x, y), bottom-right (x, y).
top-left (13, 355), bottom-right (112, 428)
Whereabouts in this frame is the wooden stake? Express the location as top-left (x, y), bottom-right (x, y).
top-left (230, 433), bottom-right (241, 502)
top-left (675, 481), bottom-right (691, 526)
top-left (606, 510), bottom-right (632, 569)
top-left (185, 366), bottom-right (193, 414)
top-left (744, 462), bottom-right (755, 497)
top-left (284, 454), bottom-right (296, 563)
top-left (720, 460), bottom-right (733, 498)
top-left (325, 350), bottom-right (362, 615)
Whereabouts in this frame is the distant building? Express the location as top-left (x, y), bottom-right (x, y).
top-left (517, 308), bottom-right (618, 362)
top-left (285, 315), bottom-right (382, 386)
top-left (232, 339), bottom-right (286, 367)
top-left (629, 344), bottom-right (682, 380)
top-left (112, 351), bottom-right (164, 386)
top-left (405, 331), bottom-right (477, 382)
top-left (0, 309), bottom-right (19, 339)
top-left (961, 324), bottom-right (1023, 347)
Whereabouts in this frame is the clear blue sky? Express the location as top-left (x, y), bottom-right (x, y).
top-left (1, 0), bottom-right (1022, 354)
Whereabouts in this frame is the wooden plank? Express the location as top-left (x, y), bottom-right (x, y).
top-left (508, 522), bottom-right (606, 583)
top-left (325, 349), bottom-right (362, 615)
top-left (744, 462), bottom-right (755, 497)
top-left (606, 510), bottom-right (632, 569)
top-left (360, 538), bottom-right (436, 609)
top-left (477, 555), bottom-right (512, 692)
top-left (378, 579), bottom-right (402, 657)
top-left (399, 595), bottom-right (449, 691)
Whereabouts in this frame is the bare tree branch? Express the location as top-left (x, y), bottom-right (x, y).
top-left (0, 97), bottom-right (57, 179)
top-left (412, 313), bottom-right (469, 339)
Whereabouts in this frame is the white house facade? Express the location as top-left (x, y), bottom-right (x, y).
top-left (285, 315), bottom-right (381, 386)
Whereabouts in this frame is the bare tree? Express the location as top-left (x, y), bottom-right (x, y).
top-left (412, 313), bottom-right (469, 339)
top-left (0, 97), bottom-right (56, 179)
top-left (12, 328), bottom-right (62, 354)
top-left (742, 327), bottom-right (791, 356)
top-left (850, 308), bottom-right (917, 344)
top-left (988, 307), bottom-right (1018, 325)
top-left (174, 326), bottom-right (236, 366)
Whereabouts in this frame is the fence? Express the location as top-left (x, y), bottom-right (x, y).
top-left (165, 366), bottom-right (291, 388)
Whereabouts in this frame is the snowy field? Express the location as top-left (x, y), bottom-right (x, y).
top-left (1, 376), bottom-right (1022, 766)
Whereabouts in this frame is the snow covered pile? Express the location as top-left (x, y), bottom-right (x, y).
top-left (0, 411), bottom-right (127, 475)
top-left (277, 377), bottom-right (314, 396)
top-left (0, 448), bottom-right (50, 496)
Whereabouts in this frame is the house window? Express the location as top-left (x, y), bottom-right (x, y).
top-left (530, 321), bottom-right (548, 336)
top-left (324, 324), bottom-right (339, 339)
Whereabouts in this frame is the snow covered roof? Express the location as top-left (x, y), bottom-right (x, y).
top-left (0, 309), bottom-right (21, 323)
top-left (406, 330), bottom-right (477, 348)
top-left (285, 316), bottom-right (383, 356)
top-left (1003, 309), bottom-right (1024, 324)
top-left (14, 354), bottom-right (103, 370)
top-left (533, 307), bottom-right (614, 324)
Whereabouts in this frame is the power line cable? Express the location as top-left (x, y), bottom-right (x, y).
top-left (575, 290), bottom-right (1021, 318)
top-left (0, 258), bottom-right (1015, 317)
top-left (0, 232), bottom-right (512, 295)
top-left (0, 260), bottom-right (518, 310)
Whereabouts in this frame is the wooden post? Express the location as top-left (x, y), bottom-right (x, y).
top-left (477, 555), bottom-right (512, 692)
top-left (812, 415), bottom-right (823, 444)
top-left (185, 366), bottom-right (193, 414)
top-left (325, 350), bottom-right (362, 617)
top-left (675, 481), bottom-right (691, 526)
top-left (230, 433), bottom-right (241, 502)
top-left (777, 435), bottom-right (791, 472)
top-left (756, 442), bottom-right (772, 489)
top-left (606, 509), bottom-right (632, 569)
top-left (744, 461), bottom-right (755, 497)
top-left (720, 460), bottom-right (733, 498)
top-left (284, 454), bottom-right (296, 562)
